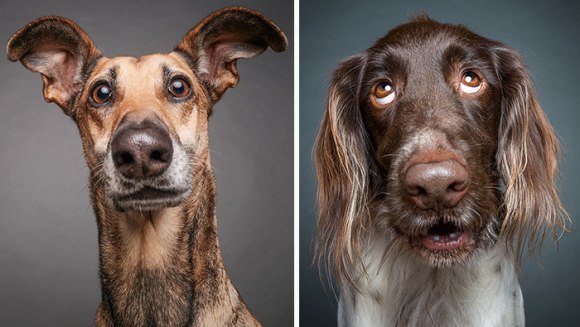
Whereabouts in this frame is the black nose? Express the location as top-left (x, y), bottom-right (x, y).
top-left (404, 160), bottom-right (469, 210)
top-left (111, 119), bottom-right (173, 179)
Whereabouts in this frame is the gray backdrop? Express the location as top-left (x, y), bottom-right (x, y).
top-left (300, 0), bottom-right (580, 326)
top-left (0, 0), bottom-right (293, 326)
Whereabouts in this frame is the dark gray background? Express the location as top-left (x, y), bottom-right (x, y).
top-left (300, 0), bottom-right (580, 326)
top-left (0, 0), bottom-right (292, 326)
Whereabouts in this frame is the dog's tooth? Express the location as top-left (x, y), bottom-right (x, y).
top-left (449, 232), bottom-right (459, 240)
top-left (431, 235), bottom-right (441, 242)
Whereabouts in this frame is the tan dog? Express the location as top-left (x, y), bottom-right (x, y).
top-left (7, 7), bottom-right (286, 326)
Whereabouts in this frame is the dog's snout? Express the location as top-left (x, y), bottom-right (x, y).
top-left (111, 119), bottom-right (173, 179)
top-left (405, 160), bottom-right (469, 210)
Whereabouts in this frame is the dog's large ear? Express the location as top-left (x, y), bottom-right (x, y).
top-left (175, 7), bottom-right (287, 102)
top-left (494, 46), bottom-right (569, 261)
top-left (6, 16), bottom-right (101, 115)
top-left (314, 55), bottom-right (371, 288)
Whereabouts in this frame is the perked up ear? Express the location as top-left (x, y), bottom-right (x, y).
top-left (6, 16), bottom-right (101, 115)
top-left (175, 7), bottom-right (287, 102)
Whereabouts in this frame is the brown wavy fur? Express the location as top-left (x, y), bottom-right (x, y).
top-left (314, 16), bottom-right (569, 290)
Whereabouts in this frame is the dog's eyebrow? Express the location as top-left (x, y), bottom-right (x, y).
top-left (92, 65), bottom-right (118, 84)
top-left (107, 66), bottom-right (117, 83)
top-left (161, 64), bottom-right (189, 80)
top-left (365, 52), bottom-right (407, 80)
top-left (441, 45), bottom-right (489, 67)
top-left (162, 65), bottom-right (172, 81)
top-left (440, 45), bottom-right (498, 83)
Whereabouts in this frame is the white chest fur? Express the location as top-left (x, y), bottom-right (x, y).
top-left (338, 237), bottom-right (525, 327)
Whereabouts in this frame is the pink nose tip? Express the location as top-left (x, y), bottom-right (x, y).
top-left (404, 160), bottom-right (469, 210)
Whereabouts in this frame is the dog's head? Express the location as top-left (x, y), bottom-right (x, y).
top-left (314, 16), bottom-right (568, 285)
top-left (7, 7), bottom-right (286, 212)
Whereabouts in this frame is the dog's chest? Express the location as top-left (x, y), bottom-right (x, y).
top-left (339, 242), bottom-right (525, 327)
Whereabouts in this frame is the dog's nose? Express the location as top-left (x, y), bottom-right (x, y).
top-left (404, 160), bottom-right (469, 210)
top-left (111, 119), bottom-right (173, 179)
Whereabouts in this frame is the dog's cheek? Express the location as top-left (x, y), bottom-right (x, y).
top-left (164, 103), bottom-right (201, 149)
top-left (75, 105), bottom-right (111, 163)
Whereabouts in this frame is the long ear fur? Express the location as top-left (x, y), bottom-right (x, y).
top-left (175, 7), bottom-right (287, 102)
top-left (495, 46), bottom-right (570, 261)
top-left (314, 55), bottom-right (372, 289)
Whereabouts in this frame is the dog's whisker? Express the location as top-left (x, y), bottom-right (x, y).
top-left (314, 15), bottom-right (567, 326)
top-left (8, 7), bottom-right (287, 326)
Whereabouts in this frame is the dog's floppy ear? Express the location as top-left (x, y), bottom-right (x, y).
top-left (314, 55), bottom-right (371, 287)
top-left (175, 7), bottom-right (287, 102)
top-left (494, 46), bottom-right (569, 260)
top-left (6, 16), bottom-right (101, 115)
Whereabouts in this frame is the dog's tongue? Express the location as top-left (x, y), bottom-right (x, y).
top-left (419, 222), bottom-right (468, 251)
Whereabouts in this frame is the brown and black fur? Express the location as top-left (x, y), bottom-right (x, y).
top-left (7, 7), bottom-right (286, 326)
top-left (314, 16), bottom-right (568, 326)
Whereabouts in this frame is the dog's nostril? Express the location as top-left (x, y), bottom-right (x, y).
top-left (114, 152), bottom-right (134, 166)
top-left (416, 186), bottom-right (428, 197)
top-left (448, 181), bottom-right (467, 193)
top-left (150, 150), bottom-right (164, 162)
top-left (408, 185), bottom-right (428, 197)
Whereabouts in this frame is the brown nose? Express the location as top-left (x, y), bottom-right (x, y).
top-left (404, 160), bottom-right (469, 210)
top-left (111, 119), bottom-right (173, 179)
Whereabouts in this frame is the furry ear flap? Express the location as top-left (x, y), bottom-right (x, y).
top-left (7, 16), bottom-right (101, 115)
top-left (175, 7), bottom-right (287, 102)
top-left (494, 46), bottom-right (569, 260)
top-left (314, 55), bottom-right (372, 287)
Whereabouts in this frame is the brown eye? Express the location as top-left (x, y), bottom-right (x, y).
top-left (371, 81), bottom-right (396, 107)
top-left (168, 78), bottom-right (190, 98)
top-left (460, 71), bottom-right (482, 93)
top-left (91, 84), bottom-right (112, 105)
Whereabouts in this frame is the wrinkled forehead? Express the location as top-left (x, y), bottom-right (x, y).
top-left (88, 53), bottom-right (195, 87)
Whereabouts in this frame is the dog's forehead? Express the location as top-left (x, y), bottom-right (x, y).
top-left (89, 53), bottom-right (194, 83)
top-left (377, 18), bottom-right (481, 48)
top-left (366, 19), bottom-right (497, 86)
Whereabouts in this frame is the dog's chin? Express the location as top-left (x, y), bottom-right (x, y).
top-left (407, 221), bottom-right (477, 267)
top-left (111, 187), bottom-right (191, 212)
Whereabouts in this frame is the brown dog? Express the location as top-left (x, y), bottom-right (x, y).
top-left (7, 7), bottom-right (286, 326)
top-left (314, 16), bottom-right (566, 326)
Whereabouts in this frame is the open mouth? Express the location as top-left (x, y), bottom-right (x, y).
top-left (417, 221), bottom-right (471, 251)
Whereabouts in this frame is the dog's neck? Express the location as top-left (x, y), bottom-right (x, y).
top-left (90, 164), bottom-right (256, 326)
top-left (339, 232), bottom-right (525, 327)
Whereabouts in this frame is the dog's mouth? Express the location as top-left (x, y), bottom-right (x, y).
top-left (407, 219), bottom-right (476, 266)
top-left (418, 222), bottom-right (471, 251)
top-left (113, 186), bottom-right (190, 211)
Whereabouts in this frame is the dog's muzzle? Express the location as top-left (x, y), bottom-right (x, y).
top-left (104, 113), bottom-right (191, 211)
top-left (403, 155), bottom-right (473, 253)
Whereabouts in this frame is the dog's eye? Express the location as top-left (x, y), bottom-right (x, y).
top-left (91, 84), bottom-right (113, 105)
top-left (371, 81), bottom-right (396, 107)
top-left (460, 71), bottom-right (482, 94)
top-left (168, 78), bottom-right (191, 98)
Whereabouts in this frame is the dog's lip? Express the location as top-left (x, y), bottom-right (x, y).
top-left (113, 186), bottom-right (190, 211)
top-left (417, 222), bottom-right (472, 251)
top-left (117, 186), bottom-right (186, 201)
